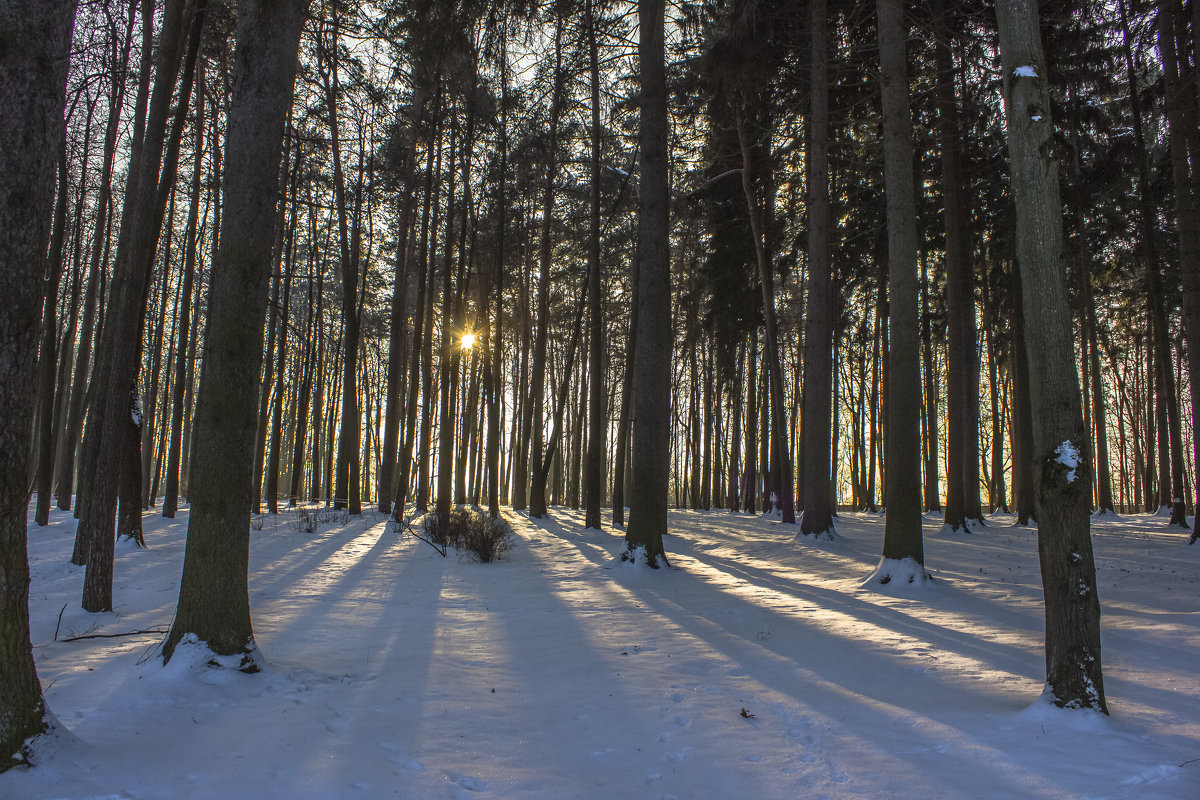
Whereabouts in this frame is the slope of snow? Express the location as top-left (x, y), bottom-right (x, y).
top-left (4, 504), bottom-right (1199, 799)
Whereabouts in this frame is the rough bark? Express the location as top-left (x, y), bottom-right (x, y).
top-left (937, 7), bottom-right (984, 531)
top-left (801, 0), bottom-right (834, 537)
top-left (584, 0), bottom-right (606, 530)
top-left (1158, 0), bottom-right (1200, 534)
top-left (996, 0), bottom-right (1106, 711)
top-left (77, 0), bottom-right (200, 613)
top-left (623, 0), bottom-right (671, 566)
top-left (0, 0), bottom-right (76, 768)
top-left (164, 0), bottom-right (308, 663)
top-left (877, 0), bottom-right (926, 572)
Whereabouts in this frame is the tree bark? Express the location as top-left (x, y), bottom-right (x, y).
top-left (937, 6), bottom-right (984, 531)
top-left (1158, 0), bottom-right (1200, 534)
top-left (164, 0), bottom-right (308, 663)
top-left (801, 0), bottom-right (835, 536)
top-left (0, 0), bottom-right (76, 767)
top-left (995, 0), bottom-right (1106, 711)
top-left (877, 0), bottom-right (926, 574)
top-left (584, 0), bottom-right (606, 530)
top-left (623, 0), bottom-right (671, 566)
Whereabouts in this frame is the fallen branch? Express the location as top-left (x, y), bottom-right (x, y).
top-left (54, 603), bottom-right (67, 641)
top-left (59, 627), bottom-right (169, 643)
top-left (398, 513), bottom-right (446, 557)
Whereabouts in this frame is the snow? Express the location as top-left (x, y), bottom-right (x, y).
top-left (1014, 65), bottom-right (1039, 78)
top-left (1056, 440), bottom-right (1081, 483)
top-left (5, 504), bottom-right (1200, 799)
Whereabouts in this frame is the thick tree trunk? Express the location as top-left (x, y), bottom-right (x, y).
top-left (995, 0), bottom-right (1106, 711)
top-left (0, 0), bottom-right (76, 767)
top-left (164, 0), bottom-right (308, 664)
top-left (801, 0), bottom-right (834, 536)
top-left (623, 0), bottom-right (671, 566)
top-left (877, 0), bottom-right (926, 576)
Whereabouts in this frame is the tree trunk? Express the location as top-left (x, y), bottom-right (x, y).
top-left (623, 0), bottom-right (671, 566)
top-left (0, 0), bottom-right (76, 767)
top-left (801, 0), bottom-right (834, 536)
top-left (877, 0), bottom-right (927, 576)
top-left (1157, 0), bottom-right (1200, 535)
top-left (584, 0), bottom-right (606, 530)
top-left (164, 0), bottom-right (307, 664)
top-left (937, 7), bottom-right (984, 531)
top-left (57, 0), bottom-right (138, 513)
top-left (995, 0), bottom-right (1106, 711)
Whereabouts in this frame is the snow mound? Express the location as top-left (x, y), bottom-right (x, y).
top-left (151, 634), bottom-right (267, 686)
top-left (860, 557), bottom-right (933, 591)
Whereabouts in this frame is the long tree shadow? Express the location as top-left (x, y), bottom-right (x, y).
top-left (519, 513), bottom-right (1097, 799)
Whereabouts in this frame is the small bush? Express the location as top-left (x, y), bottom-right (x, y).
top-left (421, 507), bottom-right (515, 563)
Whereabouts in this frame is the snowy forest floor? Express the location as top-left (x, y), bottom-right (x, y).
top-left (4, 503), bottom-right (1200, 800)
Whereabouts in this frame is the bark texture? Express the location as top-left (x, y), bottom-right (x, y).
top-left (878, 0), bottom-right (926, 569)
top-left (624, 0), bottom-right (671, 566)
top-left (164, 0), bottom-right (309, 662)
top-left (0, 0), bottom-right (76, 767)
top-left (996, 0), bottom-right (1107, 711)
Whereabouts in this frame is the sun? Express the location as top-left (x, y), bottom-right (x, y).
top-left (460, 332), bottom-right (476, 350)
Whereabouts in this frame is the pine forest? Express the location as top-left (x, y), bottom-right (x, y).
top-left (3, 0), bottom-right (1200, 796)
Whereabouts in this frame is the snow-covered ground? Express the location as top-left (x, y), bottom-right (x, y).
top-left (4, 503), bottom-right (1199, 799)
